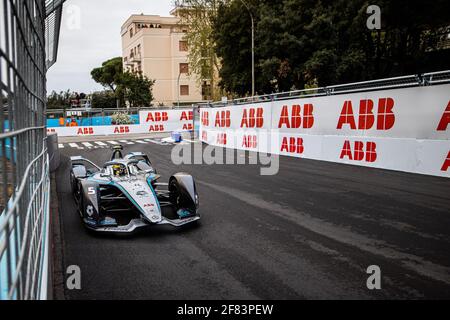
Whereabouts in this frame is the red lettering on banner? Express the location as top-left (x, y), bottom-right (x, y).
top-left (303, 104), bottom-right (314, 128)
top-left (215, 110), bottom-right (231, 128)
top-left (278, 104), bottom-right (314, 129)
top-left (47, 128), bottom-right (56, 133)
top-left (114, 126), bottom-right (130, 134)
top-left (337, 98), bottom-right (395, 130)
top-left (148, 125), bottom-right (164, 132)
top-left (202, 131), bottom-right (208, 141)
top-left (340, 140), bottom-right (354, 160)
top-left (201, 111), bottom-right (209, 126)
top-left (217, 133), bottom-right (227, 145)
top-left (146, 112), bottom-right (168, 122)
top-left (377, 98), bottom-right (395, 130)
top-left (183, 123), bottom-right (193, 130)
top-left (442, 151), bottom-right (450, 171)
top-left (77, 127), bottom-right (94, 135)
top-left (241, 108), bottom-right (264, 128)
top-left (180, 111), bottom-right (193, 121)
top-left (354, 141), bottom-right (365, 161)
top-left (280, 137), bottom-right (304, 154)
top-left (242, 135), bottom-right (257, 148)
top-left (365, 142), bottom-right (377, 162)
top-left (337, 101), bottom-right (357, 129)
top-left (340, 140), bottom-right (377, 163)
top-left (358, 100), bottom-right (375, 130)
top-left (437, 101), bottom-right (450, 131)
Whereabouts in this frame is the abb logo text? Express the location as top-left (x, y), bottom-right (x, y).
top-left (216, 133), bottom-right (227, 145)
top-left (241, 108), bottom-right (264, 128)
top-left (340, 140), bottom-right (377, 163)
top-left (337, 98), bottom-right (395, 130)
top-left (114, 126), bottom-right (130, 134)
top-left (280, 137), bottom-right (304, 154)
top-left (202, 111), bottom-right (209, 126)
top-left (442, 151), bottom-right (450, 172)
top-left (149, 125), bottom-right (165, 132)
top-left (215, 110), bottom-right (231, 128)
top-left (77, 127), bottom-right (94, 135)
top-left (437, 101), bottom-right (450, 131)
top-left (242, 135), bottom-right (257, 148)
top-left (180, 111), bottom-right (193, 121)
top-left (278, 104), bottom-right (314, 129)
top-left (146, 112), bottom-right (169, 122)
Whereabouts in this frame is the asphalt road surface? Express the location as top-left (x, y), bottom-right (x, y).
top-left (54, 137), bottom-right (450, 299)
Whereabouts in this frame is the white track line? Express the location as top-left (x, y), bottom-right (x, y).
top-left (95, 141), bottom-right (107, 146)
top-left (69, 143), bottom-right (81, 148)
top-left (144, 139), bottom-right (163, 145)
top-left (82, 142), bottom-right (94, 147)
top-left (135, 140), bottom-right (148, 144)
top-left (119, 140), bottom-right (134, 145)
top-left (107, 141), bottom-right (119, 145)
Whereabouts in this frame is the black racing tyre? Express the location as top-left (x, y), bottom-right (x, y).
top-left (169, 179), bottom-right (182, 209)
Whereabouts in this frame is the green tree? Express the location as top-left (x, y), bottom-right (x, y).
top-left (213, 0), bottom-right (450, 96)
top-left (91, 57), bottom-right (125, 107)
top-left (47, 89), bottom-right (74, 109)
top-left (122, 72), bottom-right (155, 108)
top-left (91, 57), bottom-right (155, 107)
top-left (213, 0), bottom-right (258, 96)
top-left (91, 90), bottom-right (117, 109)
top-left (175, 0), bottom-right (226, 100)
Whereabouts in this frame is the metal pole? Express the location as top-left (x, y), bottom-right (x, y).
top-left (251, 16), bottom-right (255, 98)
top-left (240, 0), bottom-right (255, 97)
top-left (177, 72), bottom-right (181, 108)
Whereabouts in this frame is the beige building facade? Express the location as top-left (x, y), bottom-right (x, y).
top-left (121, 13), bottom-right (204, 106)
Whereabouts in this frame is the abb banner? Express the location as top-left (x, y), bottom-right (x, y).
top-left (48, 109), bottom-right (194, 137)
top-left (200, 85), bottom-right (450, 178)
top-left (139, 109), bottom-right (194, 132)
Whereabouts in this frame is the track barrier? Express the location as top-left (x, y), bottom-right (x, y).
top-left (200, 84), bottom-right (450, 178)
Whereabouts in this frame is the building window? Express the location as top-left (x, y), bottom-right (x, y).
top-left (179, 40), bottom-right (188, 52)
top-left (180, 85), bottom-right (189, 96)
top-left (179, 63), bottom-right (189, 74)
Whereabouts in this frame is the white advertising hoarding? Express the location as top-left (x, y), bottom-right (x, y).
top-left (200, 85), bottom-right (450, 178)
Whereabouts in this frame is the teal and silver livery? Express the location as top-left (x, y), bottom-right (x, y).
top-left (69, 146), bottom-right (200, 233)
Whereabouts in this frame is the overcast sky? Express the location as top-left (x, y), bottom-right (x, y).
top-left (46, 0), bottom-right (174, 94)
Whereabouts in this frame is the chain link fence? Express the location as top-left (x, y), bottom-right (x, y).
top-left (1, 0), bottom-right (64, 300)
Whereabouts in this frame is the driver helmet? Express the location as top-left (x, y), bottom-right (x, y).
top-left (112, 164), bottom-right (126, 176)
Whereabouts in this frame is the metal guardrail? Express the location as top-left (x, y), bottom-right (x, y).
top-left (46, 106), bottom-right (196, 115)
top-left (1, 0), bottom-right (64, 300)
top-left (198, 70), bottom-right (450, 108)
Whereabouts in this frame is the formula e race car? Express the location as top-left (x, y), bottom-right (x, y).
top-left (69, 145), bottom-right (200, 233)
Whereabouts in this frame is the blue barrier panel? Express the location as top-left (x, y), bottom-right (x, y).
top-left (0, 138), bottom-right (16, 160)
top-left (0, 199), bottom-right (20, 300)
top-left (47, 115), bottom-right (140, 128)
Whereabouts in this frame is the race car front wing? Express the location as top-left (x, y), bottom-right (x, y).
top-left (84, 215), bottom-right (201, 233)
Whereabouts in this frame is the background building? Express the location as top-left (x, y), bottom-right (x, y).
top-left (121, 13), bottom-right (204, 106)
